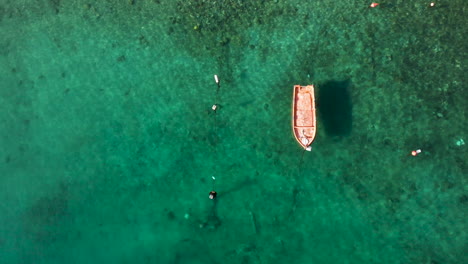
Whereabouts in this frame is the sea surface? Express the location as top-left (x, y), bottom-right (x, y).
top-left (0, 1), bottom-right (466, 263)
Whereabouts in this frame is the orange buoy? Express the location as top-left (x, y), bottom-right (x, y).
top-left (411, 149), bottom-right (422, 156)
top-left (369, 3), bottom-right (380, 8)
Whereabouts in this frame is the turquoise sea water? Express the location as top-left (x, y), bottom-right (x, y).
top-left (1, 1), bottom-right (466, 263)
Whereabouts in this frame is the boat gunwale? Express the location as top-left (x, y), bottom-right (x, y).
top-left (292, 85), bottom-right (316, 149)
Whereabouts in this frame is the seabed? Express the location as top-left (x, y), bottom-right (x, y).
top-left (0, 1), bottom-right (466, 263)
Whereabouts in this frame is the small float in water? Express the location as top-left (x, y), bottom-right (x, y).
top-left (292, 85), bottom-right (316, 151)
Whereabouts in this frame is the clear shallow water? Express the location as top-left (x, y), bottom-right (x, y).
top-left (0, 1), bottom-right (466, 263)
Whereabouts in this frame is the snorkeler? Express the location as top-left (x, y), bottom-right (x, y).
top-left (209, 191), bottom-right (217, 200)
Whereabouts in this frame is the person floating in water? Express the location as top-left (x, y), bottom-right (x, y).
top-left (209, 176), bottom-right (217, 199)
top-left (209, 191), bottom-right (217, 200)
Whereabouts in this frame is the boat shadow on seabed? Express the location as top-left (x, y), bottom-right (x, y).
top-left (317, 80), bottom-right (353, 137)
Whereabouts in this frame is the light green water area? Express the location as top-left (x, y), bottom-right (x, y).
top-left (1, 1), bottom-right (466, 263)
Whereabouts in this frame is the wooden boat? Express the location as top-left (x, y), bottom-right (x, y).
top-left (292, 85), bottom-right (316, 151)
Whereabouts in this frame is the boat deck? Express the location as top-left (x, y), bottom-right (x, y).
top-left (292, 85), bottom-right (316, 149)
